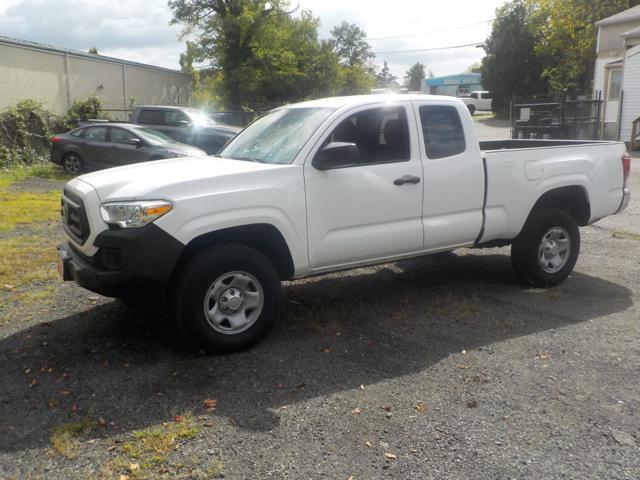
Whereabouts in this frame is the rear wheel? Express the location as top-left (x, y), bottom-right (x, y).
top-left (172, 244), bottom-right (281, 353)
top-left (511, 208), bottom-right (580, 287)
top-left (62, 152), bottom-right (83, 175)
top-left (467, 104), bottom-right (476, 115)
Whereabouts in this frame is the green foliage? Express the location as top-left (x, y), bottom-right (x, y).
top-left (482, 0), bottom-right (640, 115)
top-left (481, 0), bottom-right (548, 116)
top-left (0, 96), bottom-right (105, 167)
top-left (330, 22), bottom-right (376, 94)
top-left (526, 0), bottom-right (636, 93)
top-left (0, 99), bottom-right (54, 151)
top-left (375, 61), bottom-right (398, 88)
top-left (404, 62), bottom-right (426, 91)
top-left (170, 0), bottom-right (342, 110)
top-left (63, 95), bottom-right (104, 130)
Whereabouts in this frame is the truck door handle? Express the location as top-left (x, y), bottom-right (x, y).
top-left (393, 175), bottom-right (421, 186)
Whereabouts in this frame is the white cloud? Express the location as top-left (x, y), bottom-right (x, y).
top-left (0, 0), bottom-right (508, 76)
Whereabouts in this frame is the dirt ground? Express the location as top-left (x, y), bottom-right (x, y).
top-left (0, 141), bottom-right (638, 479)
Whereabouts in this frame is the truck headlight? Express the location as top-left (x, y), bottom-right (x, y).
top-left (100, 201), bottom-right (172, 228)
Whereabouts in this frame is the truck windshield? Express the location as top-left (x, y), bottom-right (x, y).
top-left (218, 107), bottom-right (334, 164)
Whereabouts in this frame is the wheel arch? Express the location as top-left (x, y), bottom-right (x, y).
top-left (524, 185), bottom-right (591, 230)
top-left (173, 223), bottom-right (295, 281)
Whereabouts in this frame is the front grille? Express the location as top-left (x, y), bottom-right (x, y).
top-left (61, 188), bottom-right (90, 244)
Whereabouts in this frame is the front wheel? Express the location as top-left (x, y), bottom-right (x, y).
top-left (511, 208), bottom-right (580, 287)
top-left (172, 244), bottom-right (281, 353)
top-left (467, 104), bottom-right (476, 115)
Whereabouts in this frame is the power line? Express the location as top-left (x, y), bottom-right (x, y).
top-left (367, 19), bottom-right (493, 41)
top-left (374, 42), bottom-right (484, 55)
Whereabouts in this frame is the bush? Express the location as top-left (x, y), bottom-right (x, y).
top-left (0, 145), bottom-right (49, 169)
top-left (62, 96), bottom-right (104, 130)
top-left (0, 96), bottom-right (105, 168)
top-left (0, 99), bottom-right (55, 152)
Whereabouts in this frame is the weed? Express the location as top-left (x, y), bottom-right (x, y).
top-left (102, 414), bottom-right (201, 479)
top-left (50, 416), bottom-right (96, 458)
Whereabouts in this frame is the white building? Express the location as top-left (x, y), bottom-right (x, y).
top-left (593, 6), bottom-right (640, 144)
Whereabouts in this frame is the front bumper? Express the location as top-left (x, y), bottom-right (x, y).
top-left (57, 223), bottom-right (184, 297)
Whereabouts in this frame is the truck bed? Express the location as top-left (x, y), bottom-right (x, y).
top-left (477, 139), bottom-right (626, 245)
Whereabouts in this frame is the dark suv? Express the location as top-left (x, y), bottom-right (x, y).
top-left (131, 106), bottom-right (241, 154)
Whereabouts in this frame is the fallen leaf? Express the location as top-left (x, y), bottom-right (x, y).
top-left (415, 402), bottom-right (425, 413)
top-left (320, 348), bottom-right (331, 354)
top-left (462, 349), bottom-right (467, 355)
top-left (29, 378), bottom-right (38, 388)
top-left (47, 398), bottom-right (59, 408)
top-left (203, 399), bottom-right (218, 411)
top-left (71, 403), bottom-right (78, 414)
top-left (3, 284), bottom-right (15, 291)
top-left (383, 405), bottom-right (392, 412)
top-left (365, 441), bottom-right (372, 448)
top-left (384, 452), bottom-right (397, 460)
top-left (536, 351), bottom-right (550, 360)
top-left (98, 417), bottom-right (107, 427)
top-left (127, 464), bottom-right (140, 473)
top-left (351, 408), bottom-right (362, 415)
top-left (296, 382), bottom-right (306, 389)
top-left (410, 448), bottom-right (417, 453)
top-left (466, 400), bottom-right (478, 408)
top-left (60, 390), bottom-right (72, 396)
top-left (359, 384), bottom-right (365, 391)
top-left (456, 364), bottom-right (470, 369)
top-left (159, 467), bottom-right (170, 474)
top-left (174, 415), bottom-right (184, 423)
top-left (118, 475), bottom-right (130, 480)
top-left (347, 476), bottom-right (354, 480)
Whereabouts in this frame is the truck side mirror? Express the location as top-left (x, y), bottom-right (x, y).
top-left (312, 142), bottom-right (360, 171)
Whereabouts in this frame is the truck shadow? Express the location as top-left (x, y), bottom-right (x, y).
top-left (0, 252), bottom-right (633, 452)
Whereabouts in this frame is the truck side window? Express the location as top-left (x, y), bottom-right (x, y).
top-left (137, 109), bottom-right (163, 125)
top-left (470, 92), bottom-right (478, 99)
top-left (419, 105), bottom-right (466, 159)
top-left (481, 93), bottom-right (491, 99)
top-left (326, 106), bottom-right (410, 166)
top-left (164, 110), bottom-right (190, 126)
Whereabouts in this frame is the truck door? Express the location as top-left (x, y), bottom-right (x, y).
top-left (304, 103), bottom-right (424, 271)
top-left (413, 102), bottom-right (485, 250)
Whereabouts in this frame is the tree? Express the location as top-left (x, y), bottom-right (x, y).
top-left (88, 47), bottom-right (98, 55)
top-left (481, 0), bottom-right (548, 116)
top-left (169, 1), bottom-right (341, 110)
top-left (329, 21), bottom-right (375, 94)
top-left (404, 62), bottom-right (426, 91)
top-left (375, 61), bottom-right (398, 88)
top-left (526, 0), bottom-right (639, 93)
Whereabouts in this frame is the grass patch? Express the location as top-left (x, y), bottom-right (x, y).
top-left (0, 190), bottom-right (61, 231)
top-left (50, 416), bottom-right (96, 459)
top-left (0, 235), bottom-right (60, 287)
top-left (612, 230), bottom-right (640, 241)
top-left (0, 164), bottom-right (69, 231)
top-left (101, 414), bottom-right (203, 479)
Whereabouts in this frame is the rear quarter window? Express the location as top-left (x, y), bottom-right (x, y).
top-left (419, 105), bottom-right (466, 159)
top-left (137, 109), bottom-right (163, 125)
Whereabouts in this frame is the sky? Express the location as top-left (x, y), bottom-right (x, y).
top-left (0, 0), bottom-right (508, 79)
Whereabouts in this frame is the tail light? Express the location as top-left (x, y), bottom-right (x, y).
top-left (622, 152), bottom-right (631, 187)
top-left (51, 136), bottom-right (61, 143)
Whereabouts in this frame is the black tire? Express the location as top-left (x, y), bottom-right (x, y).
top-left (62, 152), bottom-right (83, 175)
top-left (467, 104), bottom-right (476, 115)
top-left (172, 244), bottom-right (281, 353)
top-left (511, 208), bottom-right (580, 287)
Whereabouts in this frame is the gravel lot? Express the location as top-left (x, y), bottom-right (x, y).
top-left (0, 123), bottom-right (638, 479)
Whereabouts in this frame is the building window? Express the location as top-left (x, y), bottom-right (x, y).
top-left (608, 69), bottom-right (622, 100)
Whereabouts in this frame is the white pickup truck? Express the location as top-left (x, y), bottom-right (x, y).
top-left (57, 94), bottom-right (631, 352)
top-left (461, 90), bottom-right (492, 114)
